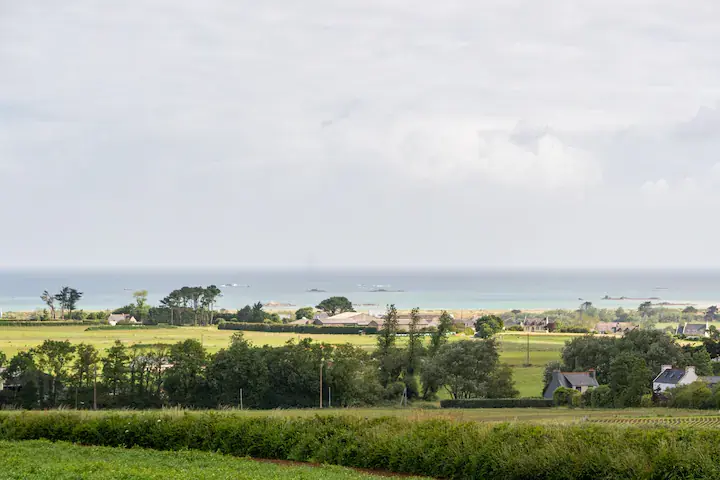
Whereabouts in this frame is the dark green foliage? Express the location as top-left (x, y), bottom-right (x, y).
top-left (315, 297), bottom-right (354, 316)
top-left (219, 322), bottom-right (376, 334)
top-left (474, 315), bottom-right (503, 339)
top-left (609, 352), bottom-right (651, 408)
top-left (295, 307), bottom-right (315, 320)
top-left (3, 413), bottom-right (720, 479)
top-left (587, 385), bottom-right (614, 408)
top-left (553, 387), bottom-right (580, 407)
top-left (667, 381), bottom-right (715, 409)
top-left (440, 398), bottom-right (553, 408)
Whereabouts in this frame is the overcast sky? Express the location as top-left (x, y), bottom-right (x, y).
top-left (2, 1), bottom-right (720, 269)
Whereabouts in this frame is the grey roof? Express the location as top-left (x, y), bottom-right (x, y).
top-left (654, 368), bottom-right (686, 385)
top-left (561, 372), bottom-right (600, 388)
top-left (700, 376), bottom-right (720, 385)
top-left (683, 324), bottom-right (707, 335)
top-left (523, 317), bottom-right (549, 326)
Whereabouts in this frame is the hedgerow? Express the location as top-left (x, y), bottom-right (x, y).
top-left (218, 322), bottom-right (377, 334)
top-left (1, 412), bottom-right (719, 479)
top-left (440, 398), bottom-right (553, 408)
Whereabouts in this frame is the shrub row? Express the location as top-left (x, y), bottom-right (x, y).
top-left (1, 412), bottom-right (720, 479)
top-left (441, 398), bottom-right (554, 408)
top-left (0, 321), bottom-right (84, 327)
top-left (84, 325), bottom-right (178, 331)
top-left (218, 322), bottom-right (377, 334)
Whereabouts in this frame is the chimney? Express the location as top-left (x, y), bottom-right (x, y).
top-left (661, 365), bottom-right (672, 373)
top-left (686, 366), bottom-right (696, 377)
top-left (588, 368), bottom-right (596, 380)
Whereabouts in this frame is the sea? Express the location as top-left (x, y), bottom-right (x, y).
top-left (1, 269), bottom-right (720, 314)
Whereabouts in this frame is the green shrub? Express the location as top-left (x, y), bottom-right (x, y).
top-left (2, 412), bottom-right (720, 479)
top-left (219, 322), bottom-right (377, 335)
top-left (640, 393), bottom-right (654, 408)
top-left (441, 398), bottom-right (553, 408)
top-left (553, 387), bottom-right (580, 407)
top-left (505, 325), bottom-right (524, 331)
top-left (668, 381), bottom-right (714, 409)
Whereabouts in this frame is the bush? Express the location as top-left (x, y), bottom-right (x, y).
top-left (506, 325), bottom-right (524, 331)
top-left (440, 398), bottom-right (553, 408)
top-left (588, 385), bottom-right (614, 408)
top-left (2, 412), bottom-right (720, 479)
top-left (668, 381), bottom-right (714, 409)
top-left (640, 393), bottom-right (654, 408)
top-left (553, 387), bottom-right (580, 407)
top-left (218, 322), bottom-right (377, 335)
top-left (557, 327), bottom-right (590, 333)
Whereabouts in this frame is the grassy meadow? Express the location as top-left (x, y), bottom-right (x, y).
top-left (0, 440), bottom-right (428, 480)
top-left (0, 326), bottom-right (575, 397)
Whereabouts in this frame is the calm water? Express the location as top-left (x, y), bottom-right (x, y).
top-left (1, 269), bottom-right (720, 313)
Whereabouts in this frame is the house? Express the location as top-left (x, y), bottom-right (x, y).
top-left (313, 312), bottom-right (329, 322)
top-left (315, 312), bottom-right (375, 327)
top-left (595, 322), bottom-right (637, 335)
top-left (653, 365), bottom-right (698, 392)
top-left (543, 370), bottom-right (599, 399)
top-left (522, 317), bottom-right (556, 333)
top-left (107, 314), bottom-right (138, 326)
top-left (676, 321), bottom-right (710, 338)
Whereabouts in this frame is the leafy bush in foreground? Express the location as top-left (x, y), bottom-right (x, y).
top-left (1, 412), bottom-right (720, 479)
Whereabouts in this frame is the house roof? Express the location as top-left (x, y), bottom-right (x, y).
top-left (654, 368), bottom-right (686, 385)
top-left (595, 322), bottom-right (636, 333)
top-left (683, 324), bottom-right (707, 336)
top-left (327, 312), bottom-right (363, 320)
top-left (560, 372), bottom-right (600, 388)
top-left (700, 376), bottom-right (720, 385)
top-left (108, 314), bottom-right (131, 322)
top-left (523, 317), bottom-right (550, 326)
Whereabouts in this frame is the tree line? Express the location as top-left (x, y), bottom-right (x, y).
top-left (0, 306), bottom-right (516, 409)
top-left (39, 287), bottom-right (83, 320)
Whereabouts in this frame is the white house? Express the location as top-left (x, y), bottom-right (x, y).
top-left (653, 365), bottom-right (698, 392)
top-left (107, 314), bottom-right (138, 326)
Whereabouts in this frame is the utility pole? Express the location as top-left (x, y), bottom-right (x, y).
top-left (526, 332), bottom-right (530, 366)
top-left (239, 388), bottom-right (243, 410)
top-left (328, 387), bottom-right (332, 408)
top-left (93, 364), bottom-right (97, 410)
top-left (319, 358), bottom-right (323, 409)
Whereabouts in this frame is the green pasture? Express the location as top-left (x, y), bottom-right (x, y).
top-left (0, 327), bottom-right (577, 398)
top-left (0, 440), bottom-right (428, 480)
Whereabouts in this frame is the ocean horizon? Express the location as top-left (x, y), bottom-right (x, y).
top-left (2, 268), bottom-right (720, 314)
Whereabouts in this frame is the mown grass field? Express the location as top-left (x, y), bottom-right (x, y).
top-left (0, 327), bottom-right (576, 397)
top-left (0, 440), bottom-right (429, 480)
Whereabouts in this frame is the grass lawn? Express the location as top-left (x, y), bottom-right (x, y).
top-left (0, 440), bottom-right (430, 480)
top-left (0, 327), bottom-right (574, 398)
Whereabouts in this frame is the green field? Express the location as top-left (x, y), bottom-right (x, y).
top-left (0, 440), bottom-right (428, 479)
top-left (0, 326), bottom-right (575, 397)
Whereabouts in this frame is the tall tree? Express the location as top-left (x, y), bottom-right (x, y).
top-left (609, 352), bottom-right (651, 407)
top-left (164, 339), bottom-right (209, 406)
top-left (102, 340), bottom-right (130, 399)
top-left (428, 311), bottom-right (453, 356)
top-left (295, 307), bottom-right (315, 321)
top-left (40, 290), bottom-right (56, 320)
top-left (133, 290), bottom-right (150, 321)
top-left (705, 305), bottom-right (719, 322)
top-left (202, 285), bottom-right (222, 325)
top-left (375, 304), bottom-right (403, 388)
top-left (315, 296), bottom-right (354, 316)
top-left (32, 340), bottom-right (76, 406)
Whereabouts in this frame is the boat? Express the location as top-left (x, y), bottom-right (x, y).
top-left (307, 288), bottom-right (326, 293)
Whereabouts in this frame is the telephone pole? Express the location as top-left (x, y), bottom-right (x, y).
top-left (93, 364), bottom-right (98, 410)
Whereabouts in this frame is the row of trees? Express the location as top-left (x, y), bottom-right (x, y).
top-left (0, 306), bottom-right (517, 409)
top-left (39, 287), bottom-right (83, 320)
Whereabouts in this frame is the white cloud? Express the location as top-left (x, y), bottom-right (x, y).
top-left (641, 179), bottom-right (670, 195)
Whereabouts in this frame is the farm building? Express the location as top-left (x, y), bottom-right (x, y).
top-left (314, 312), bottom-right (375, 327)
top-left (594, 322), bottom-right (637, 335)
top-left (107, 314), bottom-right (138, 326)
top-left (522, 317), bottom-right (556, 333)
top-left (676, 322), bottom-right (710, 338)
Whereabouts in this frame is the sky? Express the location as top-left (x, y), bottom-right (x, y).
top-left (2, 0), bottom-right (720, 269)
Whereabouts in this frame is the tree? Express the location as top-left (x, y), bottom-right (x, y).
top-left (40, 290), bottom-right (56, 320)
top-left (2, 351), bottom-right (40, 408)
top-left (133, 290), bottom-right (150, 321)
top-left (202, 285), bottom-right (222, 324)
top-left (428, 311), bottom-right (453, 356)
top-left (375, 305), bottom-right (403, 389)
top-left (295, 307), bottom-right (315, 321)
top-left (32, 340), bottom-right (76, 406)
top-left (405, 308), bottom-right (424, 376)
top-left (207, 333), bottom-right (269, 408)
top-left (706, 305), bottom-right (719, 322)
top-left (102, 340), bottom-right (130, 399)
top-left (638, 301), bottom-right (653, 318)
top-left (668, 381), bottom-right (713, 409)
top-left (474, 315), bottom-right (503, 339)
top-left (609, 352), bottom-right (651, 407)
top-left (691, 347), bottom-right (714, 376)
top-left (164, 339), bottom-right (209, 406)
top-left (250, 302), bottom-right (266, 323)
top-left (429, 339), bottom-right (515, 399)
top-left (316, 296), bottom-right (354, 316)
top-left (54, 287), bottom-right (83, 320)
top-left (683, 306), bottom-right (698, 315)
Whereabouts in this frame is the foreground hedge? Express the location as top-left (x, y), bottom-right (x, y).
top-left (219, 322), bottom-right (377, 334)
top-left (1, 412), bottom-right (719, 479)
top-left (441, 398), bottom-right (553, 408)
